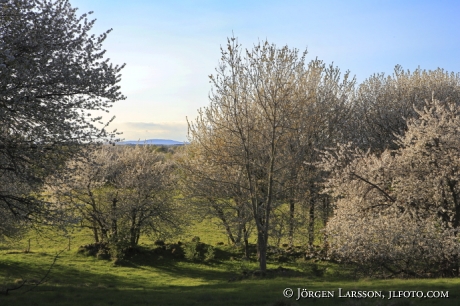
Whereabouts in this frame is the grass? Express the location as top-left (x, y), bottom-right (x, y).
top-left (1, 225), bottom-right (460, 305)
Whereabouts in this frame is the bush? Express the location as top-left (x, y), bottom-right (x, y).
top-left (108, 237), bottom-right (131, 261)
top-left (77, 242), bottom-right (109, 258)
top-left (204, 246), bottom-right (215, 262)
top-left (184, 241), bottom-right (201, 261)
top-left (321, 99), bottom-right (460, 277)
top-left (165, 243), bottom-right (185, 259)
top-left (96, 249), bottom-right (111, 260)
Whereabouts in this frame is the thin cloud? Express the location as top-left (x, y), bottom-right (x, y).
top-left (114, 121), bottom-right (189, 142)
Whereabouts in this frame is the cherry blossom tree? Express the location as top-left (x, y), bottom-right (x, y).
top-left (187, 37), bottom-right (354, 272)
top-left (50, 145), bottom-right (181, 255)
top-left (321, 98), bottom-right (460, 277)
top-left (0, 0), bottom-right (125, 232)
top-left (349, 65), bottom-right (460, 153)
top-left (177, 143), bottom-right (254, 257)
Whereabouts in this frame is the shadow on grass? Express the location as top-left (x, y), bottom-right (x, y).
top-left (3, 251), bottom-right (460, 306)
top-left (119, 257), bottom-right (235, 282)
top-left (118, 246), bottom-right (362, 285)
top-left (117, 245), bottom-right (246, 280)
top-left (2, 276), bottom-right (460, 306)
top-left (1, 250), bottom-right (235, 288)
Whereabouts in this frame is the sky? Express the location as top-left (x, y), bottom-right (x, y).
top-left (70, 0), bottom-right (460, 142)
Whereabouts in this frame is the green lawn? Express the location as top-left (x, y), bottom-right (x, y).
top-left (1, 225), bottom-right (460, 305)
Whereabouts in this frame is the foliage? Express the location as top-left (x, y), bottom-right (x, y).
top-left (320, 98), bottom-right (460, 277)
top-left (204, 245), bottom-right (215, 262)
top-left (183, 237), bottom-right (217, 262)
top-left (185, 36), bottom-right (354, 272)
top-left (50, 145), bottom-right (183, 256)
top-left (177, 144), bottom-right (254, 256)
top-left (184, 241), bottom-right (201, 261)
top-left (0, 0), bottom-right (125, 234)
top-left (349, 65), bottom-right (460, 153)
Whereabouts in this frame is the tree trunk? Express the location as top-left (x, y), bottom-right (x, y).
top-left (308, 194), bottom-right (315, 249)
top-left (236, 206), bottom-right (244, 244)
top-left (130, 213), bottom-right (137, 248)
top-left (101, 228), bottom-right (108, 242)
top-left (130, 228), bottom-right (137, 247)
top-left (92, 226), bottom-right (99, 243)
top-left (215, 207), bottom-right (237, 245)
top-left (111, 198), bottom-right (118, 242)
top-left (322, 196), bottom-right (329, 226)
top-left (257, 228), bottom-right (267, 273)
top-left (447, 180), bottom-right (460, 276)
top-left (243, 226), bottom-right (250, 259)
top-left (288, 198), bottom-right (295, 247)
top-left (91, 219), bottom-right (99, 243)
top-left (322, 196), bottom-right (329, 253)
top-left (134, 228), bottom-right (141, 246)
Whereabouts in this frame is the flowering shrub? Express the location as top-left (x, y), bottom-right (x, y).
top-left (320, 99), bottom-right (460, 277)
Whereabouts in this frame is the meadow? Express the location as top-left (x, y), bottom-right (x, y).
top-left (0, 220), bottom-right (459, 306)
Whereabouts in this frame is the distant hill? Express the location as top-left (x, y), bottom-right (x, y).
top-left (116, 139), bottom-right (186, 146)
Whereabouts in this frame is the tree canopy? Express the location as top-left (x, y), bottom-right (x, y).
top-left (321, 99), bottom-right (460, 277)
top-left (185, 37), bottom-right (355, 272)
top-left (0, 0), bottom-right (125, 229)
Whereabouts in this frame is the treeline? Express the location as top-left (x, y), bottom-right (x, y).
top-left (180, 38), bottom-right (460, 277)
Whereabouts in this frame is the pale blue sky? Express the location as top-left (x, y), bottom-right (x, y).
top-left (71, 0), bottom-right (460, 141)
